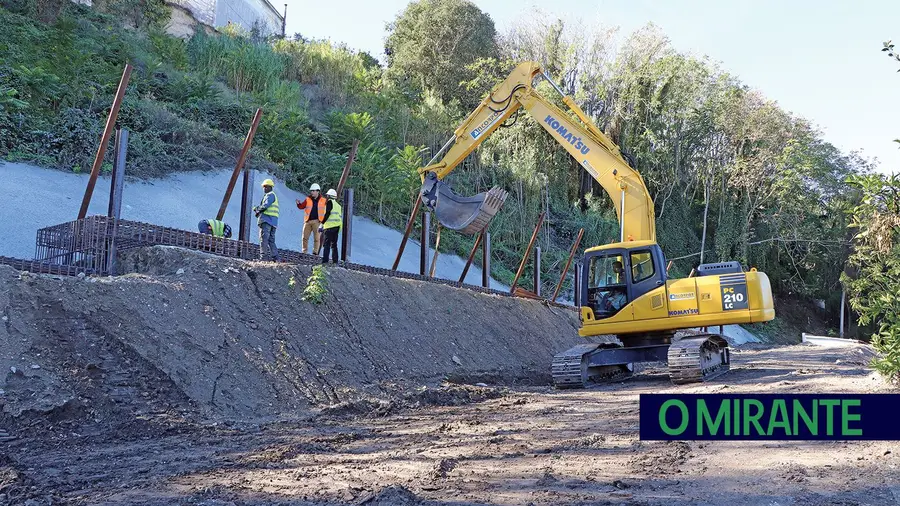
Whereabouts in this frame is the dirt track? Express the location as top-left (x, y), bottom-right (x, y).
top-left (2, 343), bottom-right (896, 506)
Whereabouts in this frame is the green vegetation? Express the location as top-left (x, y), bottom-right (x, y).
top-left (301, 265), bottom-right (329, 304)
top-left (384, 0), bottom-right (499, 106)
top-left (842, 174), bottom-right (900, 382)
top-left (0, 0), bottom-right (884, 340)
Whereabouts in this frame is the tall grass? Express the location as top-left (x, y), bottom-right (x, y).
top-left (273, 38), bottom-right (376, 106)
top-left (188, 31), bottom-right (285, 94)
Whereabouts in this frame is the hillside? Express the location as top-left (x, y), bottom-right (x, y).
top-left (0, 0), bottom-right (869, 313)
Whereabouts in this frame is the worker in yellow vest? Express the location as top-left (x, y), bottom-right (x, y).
top-left (253, 179), bottom-right (280, 262)
top-left (197, 219), bottom-right (232, 238)
top-left (320, 188), bottom-right (342, 264)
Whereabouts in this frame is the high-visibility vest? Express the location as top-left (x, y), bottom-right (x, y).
top-left (261, 192), bottom-right (279, 217)
top-left (302, 196), bottom-right (327, 222)
top-left (323, 201), bottom-right (342, 229)
top-left (206, 219), bottom-right (226, 237)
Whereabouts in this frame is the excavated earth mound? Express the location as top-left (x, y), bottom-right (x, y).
top-left (0, 246), bottom-right (590, 430)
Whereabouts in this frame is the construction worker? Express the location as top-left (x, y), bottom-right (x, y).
top-left (605, 260), bottom-right (627, 311)
top-left (295, 183), bottom-right (328, 254)
top-left (612, 260), bottom-right (626, 283)
top-left (319, 188), bottom-right (342, 264)
top-left (197, 219), bottom-right (232, 238)
top-left (253, 179), bottom-right (280, 262)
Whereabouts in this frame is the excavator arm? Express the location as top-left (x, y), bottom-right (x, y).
top-left (420, 61), bottom-right (655, 242)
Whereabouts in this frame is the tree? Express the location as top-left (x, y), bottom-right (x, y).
top-left (882, 40), bottom-right (900, 70)
top-left (842, 173), bottom-right (900, 381)
top-left (384, 0), bottom-right (499, 107)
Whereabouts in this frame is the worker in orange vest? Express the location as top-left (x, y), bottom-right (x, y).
top-left (295, 183), bottom-right (329, 254)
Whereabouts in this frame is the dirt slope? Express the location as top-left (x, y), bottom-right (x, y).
top-left (0, 246), bottom-right (585, 429)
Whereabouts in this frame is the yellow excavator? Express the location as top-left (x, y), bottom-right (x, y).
top-left (417, 61), bottom-right (776, 387)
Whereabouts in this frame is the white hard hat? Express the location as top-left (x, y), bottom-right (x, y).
top-left (309, 183), bottom-right (321, 191)
top-left (326, 188), bottom-right (338, 198)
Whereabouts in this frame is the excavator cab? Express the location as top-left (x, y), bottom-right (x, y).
top-left (583, 242), bottom-right (667, 318)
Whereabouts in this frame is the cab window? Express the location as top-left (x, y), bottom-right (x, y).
top-left (630, 250), bottom-right (655, 283)
top-left (589, 254), bottom-right (625, 288)
top-left (587, 254), bottom-right (627, 318)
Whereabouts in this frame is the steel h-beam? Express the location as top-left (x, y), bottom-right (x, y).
top-left (574, 261), bottom-right (582, 308)
top-left (340, 188), bottom-right (354, 262)
top-left (217, 108), bottom-right (262, 221)
top-left (107, 129), bottom-right (128, 220)
top-left (420, 211), bottom-right (430, 276)
top-left (239, 169), bottom-right (252, 242)
top-left (482, 232), bottom-right (491, 288)
top-left (533, 246), bottom-right (541, 296)
top-left (105, 128), bottom-right (129, 276)
top-left (510, 212), bottom-right (545, 294)
top-left (79, 63), bottom-right (132, 220)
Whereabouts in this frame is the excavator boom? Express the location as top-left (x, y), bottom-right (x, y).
top-left (418, 61), bottom-right (654, 242)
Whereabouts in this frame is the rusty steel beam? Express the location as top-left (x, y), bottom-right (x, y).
top-left (336, 139), bottom-right (360, 197)
top-left (512, 286), bottom-right (541, 300)
top-left (429, 223), bottom-right (442, 278)
top-left (217, 108), bottom-right (263, 221)
top-left (392, 197), bottom-right (422, 271)
top-left (509, 212), bottom-right (545, 294)
top-left (78, 64), bottom-right (133, 220)
top-left (551, 228), bottom-right (584, 302)
top-left (458, 231), bottom-right (484, 284)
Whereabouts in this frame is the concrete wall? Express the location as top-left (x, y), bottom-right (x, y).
top-left (214, 0), bottom-right (282, 36)
top-left (166, 0), bottom-right (283, 37)
top-left (167, 0), bottom-right (216, 26)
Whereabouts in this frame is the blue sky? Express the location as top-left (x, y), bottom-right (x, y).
top-left (284, 0), bottom-right (900, 174)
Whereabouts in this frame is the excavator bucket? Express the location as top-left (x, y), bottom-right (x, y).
top-left (420, 171), bottom-right (508, 235)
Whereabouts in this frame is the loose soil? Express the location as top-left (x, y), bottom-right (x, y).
top-left (0, 247), bottom-right (895, 505)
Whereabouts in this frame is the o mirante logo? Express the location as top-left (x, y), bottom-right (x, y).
top-left (639, 394), bottom-right (899, 440)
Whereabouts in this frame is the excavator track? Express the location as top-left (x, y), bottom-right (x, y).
top-left (552, 343), bottom-right (633, 389)
top-left (667, 334), bottom-right (730, 385)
